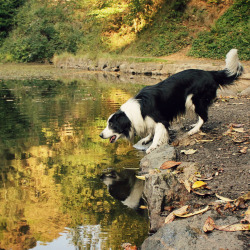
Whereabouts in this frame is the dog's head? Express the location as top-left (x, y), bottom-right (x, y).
top-left (99, 110), bottom-right (131, 143)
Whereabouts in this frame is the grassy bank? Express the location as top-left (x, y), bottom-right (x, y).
top-left (0, 0), bottom-right (249, 62)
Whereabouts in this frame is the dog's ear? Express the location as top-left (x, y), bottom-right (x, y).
top-left (117, 112), bottom-right (131, 137)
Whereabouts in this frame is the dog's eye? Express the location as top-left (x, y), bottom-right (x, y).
top-left (109, 122), bottom-right (113, 127)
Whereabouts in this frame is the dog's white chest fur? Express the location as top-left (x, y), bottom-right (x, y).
top-left (120, 99), bottom-right (156, 137)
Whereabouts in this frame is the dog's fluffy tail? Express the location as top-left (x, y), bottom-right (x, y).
top-left (213, 49), bottom-right (244, 87)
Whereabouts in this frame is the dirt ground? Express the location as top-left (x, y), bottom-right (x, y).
top-left (172, 95), bottom-right (249, 200)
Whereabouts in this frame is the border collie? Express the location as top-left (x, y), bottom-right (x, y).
top-left (100, 49), bottom-right (243, 154)
top-left (100, 170), bottom-right (144, 209)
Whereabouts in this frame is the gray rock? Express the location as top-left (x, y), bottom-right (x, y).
top-left (240, 86), bottom-right (250, 96)
top-left (141, 211), bottom-right (245, 250)
top-left (140, 143), bottom-right (176, 172)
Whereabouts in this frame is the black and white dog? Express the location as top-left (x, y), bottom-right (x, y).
top-left (100, 49), bottom-right (243, 154)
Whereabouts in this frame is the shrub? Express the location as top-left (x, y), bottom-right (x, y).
top-left (189, 0), bottom-right (250, 60)
top-left (0, 0), bottom-right (83, 62)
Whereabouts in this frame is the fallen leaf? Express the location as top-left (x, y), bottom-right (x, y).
top-left (203, 217), bottom-right (250, 232)
top-left (173, 205), bottom-right (190, 216)
top-left (165, 205), bottom-right (189, 224)
top-left (193, 190), bottom-right (214, 196)
top-left (184, 180), bottom-right (191, 193)
top-left (231, 123), bottom-right (244, 128)
top-left (215, 224), bottom-right (250, 232)
top-left (199, 132), bottom-right (207, 136)
top-left (234, 192), bottom-right (250, 207)
top-left (239, 146), bottom-right (248, 154)
top-left (241, 207), bottom-right (250, 223)
top-left (177, 206), bottom-right (209, 218)
top-left (233, 138), bottom-right (247, 143)
top-left (192, 181), bottom-right (207, 189)
top-left (160, 161), bottom-right (182, 169)
top-left (215, 193), bottom-right (234, 202)
top-left (234, 197), bottom-right (247, 208)
top-left (239, 192), bottom-right (250, 200)
top-left (195, 139), bottom-right (214, 143)
top-left (181, 149), bottom-right (197, 155)
top-left (121, 243), bottom-right (137, 250)
top-left (165, 211), bottom-right (176, 224)
top-left (203, 217), bottom-right (216, 232)
top-left (215, 205), bottom-right (224, 216)
top-left (139, 205), bottom-right (148, 210)
top-left (136, 176), bottom-right (146, 180)
top-left (233, 128), bottom-right (245, 133)
top-left (224, 202), bottom-right (233, 211)
top-left (197, 176), bottom-right (213, 181)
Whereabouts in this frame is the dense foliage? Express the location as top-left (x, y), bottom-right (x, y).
top-left (0, 0), bottom-right (83, 62)
top-left (0, 0), bottom-right (249, 62)
top-left (0, 0), bottom-right (26, 44)
top-left (189, 0), bottom-right (250, 60)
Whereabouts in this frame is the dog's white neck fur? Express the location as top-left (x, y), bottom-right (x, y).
top-left (120, 98), bottom-right (155, 137)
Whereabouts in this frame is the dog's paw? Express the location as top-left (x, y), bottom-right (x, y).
top-left (146, 146), bottom-right (156, 154)
top-left (188, 128), bottom-right (200, 136)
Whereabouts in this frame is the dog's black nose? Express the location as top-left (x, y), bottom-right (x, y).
top-left (99, 133), bottom-right (104, 138)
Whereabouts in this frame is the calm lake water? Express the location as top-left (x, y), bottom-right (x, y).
top-left (0, 77), bottom-right (149, 249)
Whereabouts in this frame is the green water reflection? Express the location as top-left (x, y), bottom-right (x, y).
top-left (0, 79), bottom-right (148, 249)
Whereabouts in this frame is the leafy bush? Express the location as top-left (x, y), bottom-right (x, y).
top-left (0, 0), bottom-right (26, 44)
top-left (0, 0), bottom-right (83, 62)
top-left (189, 0), bottom-right (250, 60)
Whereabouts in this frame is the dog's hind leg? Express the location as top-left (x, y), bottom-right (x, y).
top-left (188, 116), bottom-right (204, 135)
top-left (146, 123), bottom-right (169, 154)
top-left (188, 101), bottom-right (208, 135)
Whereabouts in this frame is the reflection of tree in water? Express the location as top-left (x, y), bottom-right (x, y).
top-left (0, 83), bottom-right (30, 144)
top-left (0, 79), bottom-right (148, 249)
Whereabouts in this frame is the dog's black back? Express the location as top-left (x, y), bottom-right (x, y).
top-left (136, 68), bottom-right (243, 129)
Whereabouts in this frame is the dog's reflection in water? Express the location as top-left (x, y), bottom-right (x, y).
top-left (100, 169), bottom-right (144, 210)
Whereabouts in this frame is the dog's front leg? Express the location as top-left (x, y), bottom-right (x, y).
top-left (138, 133), bottom-right (153, 145)
top-left (146, 123), bottom-right (169, 154)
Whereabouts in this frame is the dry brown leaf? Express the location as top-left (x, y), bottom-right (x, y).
top-left (195, 139), bottom-right (214, 143)
top-left (215, 223), bottom-right (250, 232)
top-left (181, 149), bottom-right (197, 155)
top-left (234, 192), bottom-right (250, 208)
top-left (165, 211), bottom-right (176, 224)
top-left (239, 146), bottom-right (248, 154)
top-left (224, 202), bottom-right (233, 211)
top-left (160, 161), bottom-right (182, 170)
top-left (184, 180), bottom-right (191, 193)
top-left (177, 206), bottom-right (209, 218)
top-left (232, 128), bottom-right (245, 133)
top-left (173, 205), bottom-right (190, 216)
top-left (241, 207), bottom-right (250, 224)
top-left (203, 217), bottom-right (216, 232)
top-left (231, 123), bottom-right (244, 128)
top-left (121, 243), bottom-right (137, 250)
top-left (215, 193), bottom-right (234, 202)
top-left (197, 176), bottom-right (213, 181)
top-left (192, 181), bottom-right (207, 189)
top-left (165, 205), bottom-right (189, 224)
top-left (203, 217), bottom-right (250, 232)
top-left (193, 190), bottom-right (213, 196)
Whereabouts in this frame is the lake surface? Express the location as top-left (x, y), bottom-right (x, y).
top-left (0, 77), bottom-right (149, 249)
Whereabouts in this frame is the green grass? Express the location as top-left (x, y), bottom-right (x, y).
top-left (189, 0), bottom-right (250, 60)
